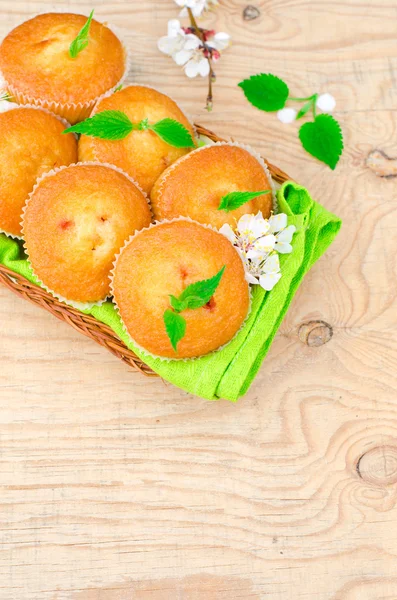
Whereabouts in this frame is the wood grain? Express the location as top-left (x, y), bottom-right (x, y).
top-left (0, 0), bottom-right (396, 598)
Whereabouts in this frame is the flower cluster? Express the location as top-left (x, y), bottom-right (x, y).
top-left (175, 0), bottom-right (219, 17)
top-left (158, 20), bottom-right (230, 78)
top-left (277, 93), bottom-right (336, 124)
top-left (220, 213), bottom-right (296, 291)
top-left (158, 0), bottom-right (230, 109)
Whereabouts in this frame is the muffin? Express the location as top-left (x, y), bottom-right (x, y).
top-left (0, 13), bottom-right (126, 123)
top-left (111, 220), bottom-right (250, 359)
top-left (22, 163), bottom-right (151, 305)
top-left (78, 85), bottom-right (195, 194)
top-left (0, 106), bottom-right (77, 237)
top-left (150, 143), bottom-right (273, 229)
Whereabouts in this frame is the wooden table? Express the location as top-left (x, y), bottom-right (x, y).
top-left (1, 1), bottom-right (396, 598)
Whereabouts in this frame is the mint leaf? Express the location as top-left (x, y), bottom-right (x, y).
top-left (218, 190), bottom-right (271, 212)
top-left (149, 119), bottom-right (195, 148)
top-left (138, 118), bottom-right (150, 130)
top-left (163, 309), bottom-right (186, 352)
top-left (169, 295), bottom-right (185, 312)
top-left (165, 266), bottom-right (225, 350)
top-left (170, 294), bottom-right (205, 312)
top-left (63, 110), bottom-right (134, 140)
top-left (238, 74), bottom-right (289, 112)
top-left (176, 266), bottom-right (225, 310)
top-left (299, 114), bottom-right (343, 169)
top-left (63, 113), bottom-right (195, 147)
top-left (69, 10), bottom-right (94, 59)
top-left (296, 99), bottom-right (313, 120)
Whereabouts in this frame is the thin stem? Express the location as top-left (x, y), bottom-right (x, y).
top-left (187, 7), bottom-right (214, 111)
top-left (207, 62), bottom-right (214, 111)
top-left (312, 93), bottom-right (318, 119)
top-left (288, 94), bottom-right (316, 102)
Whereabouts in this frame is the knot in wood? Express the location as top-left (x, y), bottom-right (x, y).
top-left (357, 446), bottom-right (397, 486)
top-left (298, 320), bottom-right (333, 347)
top-left (243, 5), bottom-right (260, 20)
top-left (366, 149), bottom-right (397, 178)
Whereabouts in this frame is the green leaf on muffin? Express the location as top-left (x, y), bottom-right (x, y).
top-left (64, 110), bottom-right (134, 140)
top-left (64, 111), bottom-right (195, 148)
top-left (149, 118), bottom-right (195, 148)
top-left (164, 266), bottom-right (226, 351)
top-left (170, 266), bottom-right (225, 312)
top-left (163, 310), bottom-right (186, 352)
top-left (218, 190), bottom-right (271, 212)
top-left (69, 10), bottom-right (94, 59)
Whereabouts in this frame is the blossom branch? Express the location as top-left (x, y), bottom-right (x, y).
top-left (187, 7), bottom-right (215, 111)
top-left (157, 3), bottom-right (230, 110)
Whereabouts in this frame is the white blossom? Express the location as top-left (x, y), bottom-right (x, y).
top-left (184, 50), bottom-right (211, 77)
top-left (175, 0), bottom-right (218, 17)
top-left (274, 225), bottom-right (295, 253)
top-left (259, 254), bottom-right (282, 291)
top-left (277, 107), bottom-right (297, 124)
top-left (206, 31), bottom-right (231, 53)
top-left (219, 212), bottom-right (296, 292)
top-left (158, 20), bottom-right (229, 76)
top-left (268, 212), bottom-right (287, 232)
top-left (158, 19), bottom-right (200, 66)
top-left (316, 93), bottom-right (336, 113)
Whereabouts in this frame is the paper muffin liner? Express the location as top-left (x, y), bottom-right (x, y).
top-left (0, 227), bottom-right (23, 240)
top-left (151, 140), bottom-right (279, 220)
top-left (109, 216), bottom-right (253, 363)
top-left (0, 18), bottom-right (131, 124)
top-left (21, 161), bottom-right (152, 311)
top-left (12, 102), bottom-right (73, 129)
top-left (0, 104), bottom-right (75, 240)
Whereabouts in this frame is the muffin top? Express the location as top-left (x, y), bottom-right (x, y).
top-left (0, 106), bottom-right (77, 237)
top-left (111, 220), bottom-right (250, 359)
top-left (150, 144), bottom-right (273, 229)
top-left (22, 164), bottom-right (151, 304)
top-left (78, 85), bottom-right (194, 194)
top-left (0, 13), bottom-right (125, 104)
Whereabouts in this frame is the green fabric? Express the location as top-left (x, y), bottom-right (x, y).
top-left (0, 182), bottom-right (341, 401)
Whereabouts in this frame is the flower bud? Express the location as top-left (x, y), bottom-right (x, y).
top-left (277, 107), bottom-right (297, 124)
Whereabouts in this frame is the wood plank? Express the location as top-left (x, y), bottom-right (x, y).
top-left (0, 0), bottom-right (396, 598)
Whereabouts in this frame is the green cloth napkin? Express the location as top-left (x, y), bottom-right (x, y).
top-left (0, 182), bottom-right (341, 401)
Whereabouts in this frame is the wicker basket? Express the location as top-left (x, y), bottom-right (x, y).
top-left (0, 124), bottom-right (291, 377)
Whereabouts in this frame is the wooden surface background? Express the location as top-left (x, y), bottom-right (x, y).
top-left (1, 1), bottom-right (397, 598)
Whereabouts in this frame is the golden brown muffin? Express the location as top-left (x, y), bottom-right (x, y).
top-left (23, 164), bottom-right (151, 305)
top-left (0, 106), bottom-right (77, 237)
top-left (0, 13), bottom-right (126, 123)
top-left (78, 85), bottom-right (194, 194)
top-left (150, 144), bottom-right (273, 229)
top-left (111, 220), bottom-right (250, 359)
